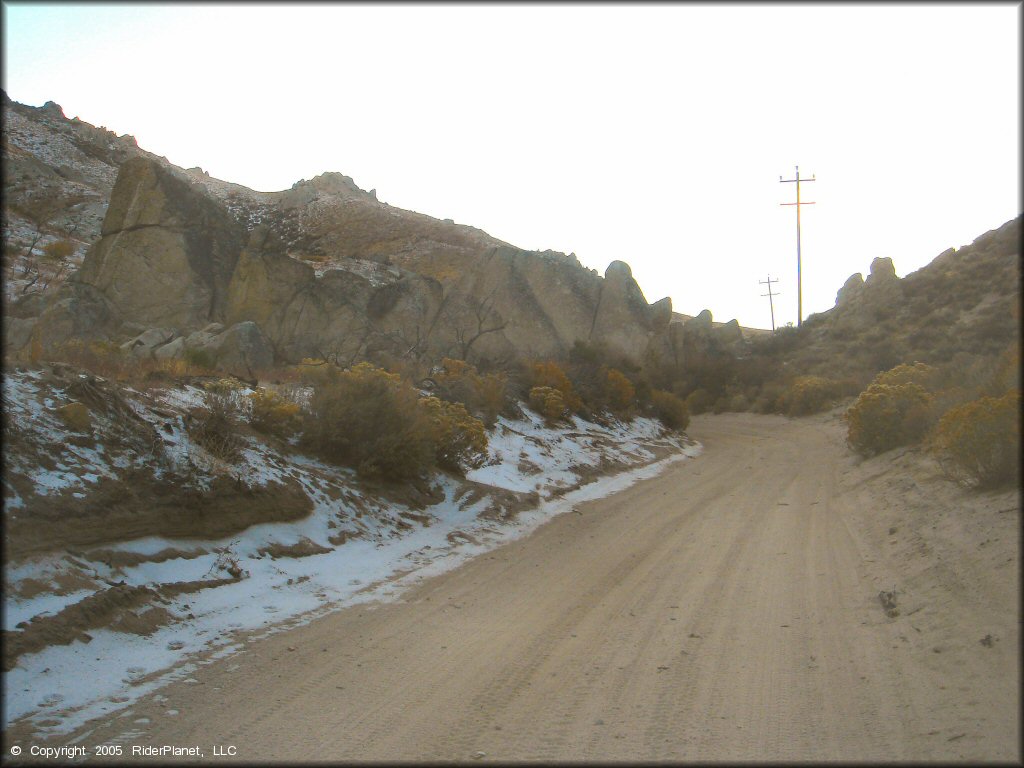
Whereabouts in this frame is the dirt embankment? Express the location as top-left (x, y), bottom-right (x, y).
top-left (6, 412), bottom-right (1018, 762)
top-left (4, 468), bottom-right (313, 561)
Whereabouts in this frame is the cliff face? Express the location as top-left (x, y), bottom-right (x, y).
top-left (15, 151), bottom-right (671, 370)
top-left (76, 157), bottom-right (246, 329)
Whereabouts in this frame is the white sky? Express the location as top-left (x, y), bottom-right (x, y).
top-left (2, 2), bottom-right (1020, 329)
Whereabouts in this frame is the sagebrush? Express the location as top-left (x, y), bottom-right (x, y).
top-left (930, 389), bottom-right (1020, 488)
top-left (302, 362), bottom-right (488, 480)
top-left (650, 389), bottom-right (689, 431)
top-left (846, 381), bottom-right (932, 456)
top-left (302, 362), bottom-right (435, 480)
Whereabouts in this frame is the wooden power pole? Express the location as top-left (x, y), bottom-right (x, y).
top-left (779, 166), bottom-right (815, 327)
top-left (759, 274), bottom-right (780, 332)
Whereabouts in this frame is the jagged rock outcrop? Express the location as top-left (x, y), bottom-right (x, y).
top-left (590, 260), bottom-right (660, 356)
top-left (864, 256), bottom-right (897, 286)
top-left (10, 149), bottom-right (673, 370)
top-left (830, 255), bottom-right (904, 333)
top-left (691, 309), bottom-right (714, 327)
top-left (776, 215), bottom-right (1021, 381)
top-left (654, 308), bottom-right (750, 381)
top-left (650, 297), bottom-right (673, 332)
top-left (836, 273), bottom-right (865, 306)
top-left (217, 173), bottom-right (673, 366)
top-left (712, 318), bottom-right (744, 346)
top-left (3, 91), bottom-right (676, 369)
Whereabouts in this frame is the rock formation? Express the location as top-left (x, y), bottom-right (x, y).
top-left (14, 154), bottom-right (673, 372)
top-left (780, 215), bottom-right (1021, 381)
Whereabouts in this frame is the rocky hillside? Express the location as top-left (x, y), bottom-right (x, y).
top-left (770, 216), bottom-right (1021, 380)
top-left (3, 95), bottom-right (701, 375)
top-left (6, 91), bottom-right (1012, 409)
top-left (641, 215), bottom-right (1021, 416)
top-left (2, 94), bottom-right (152, 303)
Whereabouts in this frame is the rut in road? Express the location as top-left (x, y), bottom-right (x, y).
top-left (52, 413), bottom-right (1019, 763)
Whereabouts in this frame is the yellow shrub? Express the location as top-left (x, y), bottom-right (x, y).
top-left (58, 339), bottom-right (126, 379)
top-left (247, 388), bottom-right (301, 437)
top-left (303, 362), bottom-right (435, 480)
top-left (529, 386), bottom-right (567, 424)
top-left (873, 362), bottom-right (938, 389)
top-left (295, 358), bottom-right (336, 388)
top-left (43, 239), bottom-right (76, 261)
top-left (530, 361), bottom-right (582, 414)
top-left (157, 358), bottom-right (191, 378)
top-left (986, 344), bottom-right (1021, 396)
top-left (930, 389), bottom-right (1020, 488)
top-left (28, 333), bottom-right (43, 364)
top-left (685, 388), bottom-right (713, 415)
top-left (846, 382), bottom-right (932, 456)
top-left (776, 376), bottom-right (842, 416)
top-left (438, 357), bottom-right (472, 379)
top-left (474, 372), bottom-right (508, 426)
top-left (204, 378), bottom-right (244, 396)
top-left (57, 402), bottom-right (92, 433)
top-left (418, 396), bottom-right (488, 473)
top-left (650, 389), bottom-right (689, 431)
top-left (435, 357), bottom-right (507, 427)
top-left (604, 368), bottom-right (636, 416)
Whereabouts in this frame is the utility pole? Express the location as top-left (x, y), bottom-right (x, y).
top-left (779, 165), bottom-right (815, 327)
top-left (759, 274), bottom-right (780, 332)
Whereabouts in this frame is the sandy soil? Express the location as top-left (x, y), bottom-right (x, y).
top-left (7, 412), bottom-right (1019, 762)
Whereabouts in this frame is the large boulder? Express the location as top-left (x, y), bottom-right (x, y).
top-left (432, 245), bottom-right (592, 362)
top-left (153, 336), bottom-right (185, 361)
top-left (76, 157), bottom-right (246, 330)
top-left (184, 322), bottom-right (226, 348)
top-left (206, 321), bottom-right (274, 378)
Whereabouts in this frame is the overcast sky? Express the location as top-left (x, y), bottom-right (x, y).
top-left (3, 2), bottom-right (1020, 329)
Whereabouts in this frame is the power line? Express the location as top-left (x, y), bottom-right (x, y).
top-left (759, 274), bottom-right (780, 332)
top-left (779, 165), bottom-right (816, 328)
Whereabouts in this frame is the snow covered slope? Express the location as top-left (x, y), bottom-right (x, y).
top-left (2, 363), bottom-right (698, 738)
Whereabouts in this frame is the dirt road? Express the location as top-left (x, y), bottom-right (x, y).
top-left (39, 413), bottom-right (1021, 762)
